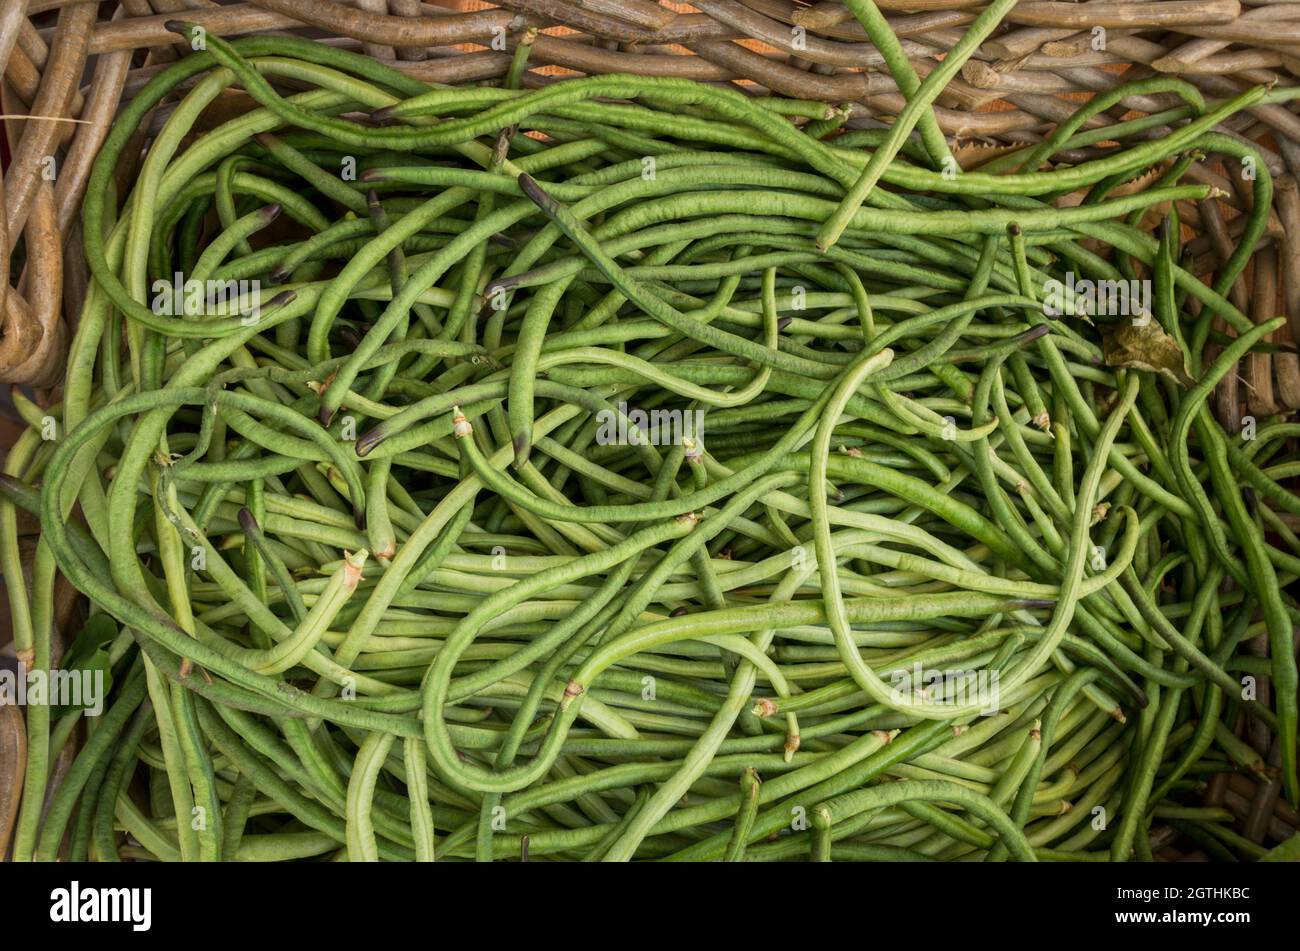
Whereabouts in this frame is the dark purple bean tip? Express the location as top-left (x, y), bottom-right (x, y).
top-left (370, 106), bottom-right (395, 123)
top-left (265, 289), bottom-right (297, 310)
top-left (1013, 598), bottom-right (1057, 610)
top-left (355, 428), bottom-right (383, 457)
top-left (777, 316), bottom-right (794, 332)
top-left (1007, 223), bottom-right (1022, 237)
top-left (517, 173), bottom-right (553, 210)
top-left (360, 168), bottom-right (383, 183)
top-left (1243, 486), bottom-right (1258, 513)
top-left (1015, 325), bottom-right (1051, 347)
top-left (512, 432), bottom-right (530, 468)
top-left (670, 607), bottom-right (688, 617)
top-left (366, 189), bottom-right (381, 208)
top-left (319, 405), bottom-right (336, 427)
top-left (262, 203), bottom-right (282, 222)
top-left (164, 20), bottom-right (192, 36)
top-left (237, 507), bottom-right (260, 536)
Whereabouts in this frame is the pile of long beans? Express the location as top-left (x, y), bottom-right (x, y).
top-left (3, 13), bottom-right (1300, 863)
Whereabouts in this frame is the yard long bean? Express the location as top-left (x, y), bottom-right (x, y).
top-left (3, 21), bottom-right (1296, 864)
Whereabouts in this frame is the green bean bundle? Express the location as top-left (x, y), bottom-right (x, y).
top-left (3, 18), bottom-right (1299, 863)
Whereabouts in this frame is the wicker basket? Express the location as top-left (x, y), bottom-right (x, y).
top-left (2, 0), bottom-right (1298, 862)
